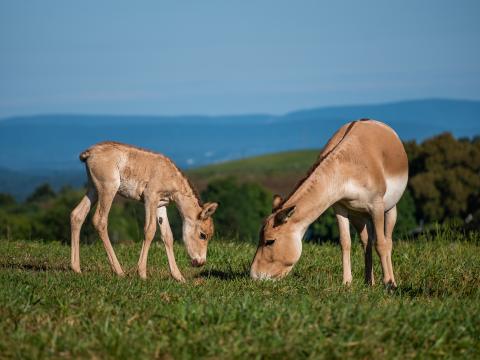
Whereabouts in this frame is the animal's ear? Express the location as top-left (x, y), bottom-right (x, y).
top-left (199, 202), bottom-right (219, 220)
top-left (274, 205), bottom-right (296, 225)
top-left (272, 194), bottom-right (283, 211)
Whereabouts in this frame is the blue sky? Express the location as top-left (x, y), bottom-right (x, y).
top-left (1, 0), bottom-right (479, 118)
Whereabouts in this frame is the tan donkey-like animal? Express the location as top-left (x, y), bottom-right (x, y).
top-left (70, 141), bottom-right (218, 282)
top-left (251, 120), bottom-right (408, 287)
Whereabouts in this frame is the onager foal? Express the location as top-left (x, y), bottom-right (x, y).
top-left (251, 120), bottom-right (408, 287)
top-left (70, 141), bottom-right (218, 282)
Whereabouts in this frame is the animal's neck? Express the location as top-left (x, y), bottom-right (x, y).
top-left (283, 157), bottom-right (344, 231)
top-left (172, 178), bottom-right (202, 221)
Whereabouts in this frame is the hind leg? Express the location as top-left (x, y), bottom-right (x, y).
top-left (92, 184), bottom-right (124, 276)
top-left (70, 187), bottom-right (97, 273)
top-left (351, 216), bottom-right (375, 286)
top-left (370, 199), bottom-right (395, 286)
top-left (384, 205), bottom-right (397, 287)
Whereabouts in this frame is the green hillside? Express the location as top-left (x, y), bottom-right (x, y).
top-left (188, 149), bottom-right (320, 195)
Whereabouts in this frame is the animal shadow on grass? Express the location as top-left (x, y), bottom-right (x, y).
top-left (393, 284), bottom-right (445, 298)
top-left (196, 267), bottom-right (250, 281)
top-left (0, 261), bottom-right (69, 272)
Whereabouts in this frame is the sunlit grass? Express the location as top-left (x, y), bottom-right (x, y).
top-left (0, 230), bottom-right (479, 359)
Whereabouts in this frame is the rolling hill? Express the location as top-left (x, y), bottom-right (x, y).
top-left (0, 99), bottom-right (479, 172)
top-left (189, 149), bottom-right (319, 196)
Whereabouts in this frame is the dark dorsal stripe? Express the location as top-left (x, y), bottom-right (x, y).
top-left (277, 120), bottom-right (360, 210)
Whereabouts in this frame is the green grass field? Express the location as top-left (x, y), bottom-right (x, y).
top-left (1, 229), bottom-right (479, 359)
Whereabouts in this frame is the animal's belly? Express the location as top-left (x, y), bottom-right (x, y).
top-left (340, 173), bottom-right (408, 213)
top-left (118, 178), bottom-right (146, 200)
top-left (339, 199), bottom-right (371, 213)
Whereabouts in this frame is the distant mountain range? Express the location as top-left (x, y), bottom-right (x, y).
top-left (1, 98), bottom-right (479, 199)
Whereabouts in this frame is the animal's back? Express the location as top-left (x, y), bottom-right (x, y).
top-left (79, 142), bottom-right (173, 200)
top-left (353, 120), bottom-right (407, 176)
top-left (80, 141), bottom-right (162, 162)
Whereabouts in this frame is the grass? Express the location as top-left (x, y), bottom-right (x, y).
top-left (0, 229), bottom-right (479, 359)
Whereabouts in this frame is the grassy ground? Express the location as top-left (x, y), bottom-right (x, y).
top-left (0, 229), bottom-right (479, 359)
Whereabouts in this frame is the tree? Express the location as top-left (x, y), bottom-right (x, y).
top-left (201, 177), bottom-right (272, 241)
top-left (26, 183), bottom-right (56, 203)
top-left (306, 208), bottom-right (338, 243)
top-left (0, 193), bottom-right (16, 207)
top-left (395, 188), bottom-right (417, 235)
top-left (407, 133), bottom-right (480, 223)
top-left (31, 189), bottom-right (95, 243)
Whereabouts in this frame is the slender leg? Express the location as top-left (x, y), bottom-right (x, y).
top-left (351, 216), bottom-right (375, 286)
top-left (370, 199), bottom-right (393, 286)
top-left (334, 205), bottom-right (352, 285)
top-left (70, 188), bottom-right (97, 273)
top-left (92, 187), bottom-right (124, 276)
top-left (384, 205), bottom-right (397, 287)
top-left (157, 206), bottom-right (185, 282)
top-left (137, 200), bottom-right (158, 279)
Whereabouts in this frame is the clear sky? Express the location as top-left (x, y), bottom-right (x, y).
top-left (1, 0), bottom-right (479, 118)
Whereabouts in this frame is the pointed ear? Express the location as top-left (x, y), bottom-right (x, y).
top-left (274, 205), bottom-right (296, 225)
top-left (272, 194), bottom-right (283, 211)
top-left (199, 202), bottom-right (219, 220)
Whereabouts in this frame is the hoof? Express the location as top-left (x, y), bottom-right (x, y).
top-left (385, 280), bottom-right (397, 291)
top-left (138, 273), bottom-right (147, 280)
top-left (172, 274), bottom-right (186, 283)
top-left (71, 266), bottom-right (81, 274)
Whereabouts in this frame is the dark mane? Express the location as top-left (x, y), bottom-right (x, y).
top-left (180, 169), bottom-right (203, 207)
top-left (277, 120), bottom-right (360, 209)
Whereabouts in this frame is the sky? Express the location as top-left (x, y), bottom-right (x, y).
top-left (1, 0), bottom-right (479, 118)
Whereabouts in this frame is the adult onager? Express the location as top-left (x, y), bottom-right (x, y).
top-left (70, 141), bottom-right (218, 282)
top-left (250, 120), bottom-right (408, 287)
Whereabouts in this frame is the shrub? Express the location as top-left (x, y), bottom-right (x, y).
top-left (201, 177), bottom-right (272, 242)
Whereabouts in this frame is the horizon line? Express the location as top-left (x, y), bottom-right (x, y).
top-left (1, 96), bottom-right (480, 122)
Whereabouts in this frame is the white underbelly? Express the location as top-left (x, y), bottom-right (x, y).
top-left (383, 174), bottom-right (408, 211)
top-left (340, 173), bottom-right (408, 213)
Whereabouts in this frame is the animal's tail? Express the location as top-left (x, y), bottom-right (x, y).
top-left (79, 149), bottom-right (90, 162)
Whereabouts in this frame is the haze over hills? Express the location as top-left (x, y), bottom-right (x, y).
top-left (0, 98), bottom-right (479, 199)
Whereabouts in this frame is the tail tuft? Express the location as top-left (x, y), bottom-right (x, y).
top-left (79, 150), bottom-right (90, 162)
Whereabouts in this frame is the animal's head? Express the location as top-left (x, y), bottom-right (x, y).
top-left (183, 202), bottom-right (218, 267)
top-left (250, 195), bottom-right (303, 280)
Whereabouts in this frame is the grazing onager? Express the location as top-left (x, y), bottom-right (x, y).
top-left (70, 141), bottom-right (218, 282)
top-left (250, 120), bottom-right (408, 287)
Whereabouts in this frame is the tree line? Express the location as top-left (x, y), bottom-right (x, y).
top-left (0, 132), bottom-right (478, 243)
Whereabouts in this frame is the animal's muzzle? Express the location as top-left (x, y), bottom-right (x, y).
top-left (191, 258), bottom-right (205, 267)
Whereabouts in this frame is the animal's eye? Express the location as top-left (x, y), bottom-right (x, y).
top-left (265, 239), bottom-right (275, 246)
top-left (199, 232), bottom-right (207, 240)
